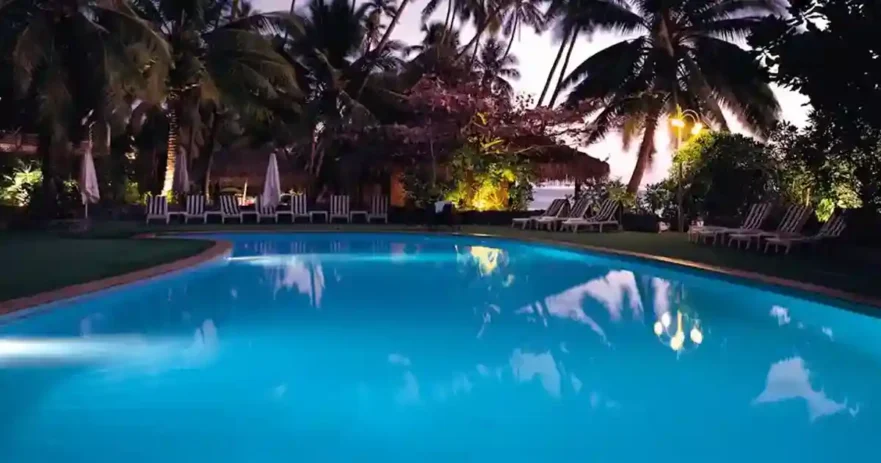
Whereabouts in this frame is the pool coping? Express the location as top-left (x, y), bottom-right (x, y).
top-left (0, 228), bottom-right (877, 315)
top-left (0, 237), bottom-right (232, 316)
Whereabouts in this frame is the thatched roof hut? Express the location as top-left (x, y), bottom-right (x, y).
top-left (209, 146), bottom-right (310, 189)
top-left (511, 135), bottom-right (610, 182)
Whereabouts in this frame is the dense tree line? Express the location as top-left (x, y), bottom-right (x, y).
top-left (1, 0), bottom-right (876, 219)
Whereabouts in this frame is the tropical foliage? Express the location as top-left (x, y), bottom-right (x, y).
top-left (751, 0), bottom-right (881, 211)
top-left (0, 0), bottom-right (876, 223)
top-left (561, 0), bottom-right (784, 192)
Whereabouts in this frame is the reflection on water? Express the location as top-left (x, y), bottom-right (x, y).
top-left (754, 357), bottom-right (854, 422)
top-left (468, 246), bottom-right (503, 276)
top-left (653, 310), bottom-right (703, 353)
top-left (0, 234), bottom-right (878, 462)
top-left (271, 256), bottom-right (325, 308)
top-left (510, 348), bottom-right (561, 398)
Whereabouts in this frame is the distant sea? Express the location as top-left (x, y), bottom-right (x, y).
top-left (529, 184), bottom-right (574, 210)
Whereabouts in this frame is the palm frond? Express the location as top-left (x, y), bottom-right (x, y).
top-left (692, 36), bottom-right (779, 136)
top-left (562, 37), bottom-right (647, 104)
top-left (420, 0), bottom-right (445, 22)
top-left (681, 54), bottom-right (729, 131)
top-left (11, 14), bottom-right (52, 95)
top-left (223, 11), bottom-right (305, 38)
top-left (684, 17), bottom-right (763, 41)
top-left (690, 0), bottom-right (787, 23)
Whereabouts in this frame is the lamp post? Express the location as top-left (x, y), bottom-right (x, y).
top-left (671, 109), bottom-right (704, 232)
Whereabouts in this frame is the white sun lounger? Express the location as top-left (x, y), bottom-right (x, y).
top-left (728, 205), bottom-right (812, 250)
top-left (367, 195), bottom-right (389, 223)
top-left (689, 203), bottom-right (757, 242)
top-left (691, 203), bottom-right (771, 245)
top-left (220, 195), bottom-right (243, 223)
top-left (561, 199), bottom-right (620, 233)
top-left (278, 193), bottom-right (310, 223)
top-left (145, 196), bottom-right (170, 224)
top-left (183, 195), bottom-right (207, 223)
top-left (330, 195), bottom-right (350, 223)
top-left (536, 197), bottom-right (591, 231)
top-left (511, 199), bottom-right (567, 229)
top-left (256, 197), bottom-right (279, 223)
top-left (764, 212), bottom-right (846, 254)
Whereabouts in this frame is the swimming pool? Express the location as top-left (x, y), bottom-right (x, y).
top-left (1, 232), bottom-right (879, 462)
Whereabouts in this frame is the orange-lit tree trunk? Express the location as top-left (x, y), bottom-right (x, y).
top-left (161, 106), bottom-right (179, 195)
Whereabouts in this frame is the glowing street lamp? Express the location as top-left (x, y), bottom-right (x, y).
top-left (671, 108), bottom-right (706, 232)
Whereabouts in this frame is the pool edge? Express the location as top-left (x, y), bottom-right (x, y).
top-left (165, 228), bottom-right (881, 311)
top-left (0, 237), bottom-right (232, 316)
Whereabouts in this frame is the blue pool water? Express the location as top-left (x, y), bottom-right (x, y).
top-left (2, 233), bottom-right (880, 462)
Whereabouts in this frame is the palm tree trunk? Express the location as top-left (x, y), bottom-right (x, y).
top-left (161, 107), bottom-right (179, 195)
top-left (440, 0), bottom-right (454, 48)
top-left (458, 25), bottom-right (486, 60)
top-left (373, 0), bottom-right (410, 53)
top-left (627, 110), bottom-right (660, 193)
top-left (37, 133), bottom-right (60, 218)
top-left (502, 18), bottom-right (517, 59)
top-left (537, 30), bottom-right (570, 107)
top-left (548, 27), bottom-right (578, 108)
top-left (470, 35), bottom-right (481, 66)
top-left (456, 4), bottom-right (503, 60)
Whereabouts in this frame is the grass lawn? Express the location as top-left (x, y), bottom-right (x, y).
top-left (1, 221), bottom-right (878, 305)
top-left (0, 233), bottom-right (212, 302)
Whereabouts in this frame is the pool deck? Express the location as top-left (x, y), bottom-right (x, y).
top-left (1, 226), bottom-right (878, 316)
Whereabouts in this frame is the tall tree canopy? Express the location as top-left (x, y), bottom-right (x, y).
top-left (562, 0), bottom-right (784, 192)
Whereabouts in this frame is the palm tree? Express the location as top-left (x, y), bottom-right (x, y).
top-left (2, 0), bottom-right (169, 214)
top-left (476, 37), bottom-right (520, 97)
top-left (287, 0), bottom-right (405, 178)
top-left (537, 0), bottom-right (632, 107)
top-left (456, 0), bottom-right (504, 62)
top-left (370, 0), bottom-right (411, 56)
top-left (562, 0), bottom-right (784, 192)
top-left (421, 0), bottom-right (457, 38)
top-left (130, 0), bottom-right (299, 194)
top-left (363, 0), bottom-right (398, 52)
top-left (407, 21), bottom-right (461, 56)
top-left (499, 0), bottom-right (546, 59)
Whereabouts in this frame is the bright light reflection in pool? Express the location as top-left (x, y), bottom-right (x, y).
top-left (0, 233), bottom-right (880, 462)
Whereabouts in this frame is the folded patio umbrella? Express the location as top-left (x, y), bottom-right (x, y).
top-left (261, 150), bottom-right (281, 209)
top-left (173, 150), bottom-right (190, 195)
top-left (79, 147), bottom-right (100, 218)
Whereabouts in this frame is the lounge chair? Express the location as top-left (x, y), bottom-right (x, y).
top-left (367, 195), bottom-right (389, 223)
top-left (145, 196), bottom-right (170, 224)
top-left (256, 197), bottom-right (279, 223)
top-left (535, 197), bottom-right (591, 231)
top-left (330, 195), bottom-right (350, 223)
top-left (278, 194), bottom-right (310, 223)
top-left (727, 205), bottom-right (812, 250)
top-left (183, 195), bottom-right (207, 223)
top-left (689, 203), bottom-right (755, 242)
top-left (691, 203), bottom-right (771, 245)
top-left (764, 212), bottom-right (846, 254)
top-left (220, 195), bottom-right (243, 223)
top-left (560, 199), bottom-right (620, 233)
top-left (511, 199), bottom-right (566, 229)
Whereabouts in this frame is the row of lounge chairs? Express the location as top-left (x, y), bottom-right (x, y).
top-left (511, 198), bottom-right (621, 233)
top-left (688, 203), bottom-right (847, 253)
top-left (146, 194), bottom-right (389, 224)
